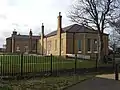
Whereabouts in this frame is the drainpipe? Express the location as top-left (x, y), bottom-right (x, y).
top-left (73, 33), bottom-right (75, 54)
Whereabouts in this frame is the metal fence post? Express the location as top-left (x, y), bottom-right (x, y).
top-left (113, 52), bottom-right (115, 70)
top-left (2, 53), bottom-right (5, 76)
top-left (50, 54), bottom-right (52, 76)
top-left (74, 54), bottom-right (77, 74)
top-left (21, 53), bottom-right (23, 76)
top-left (115, 64), bottom-right (119, 80)
top-left (1, 54), bottom-right (3, 76)
top-left (96, 53), bottom-right (98, 72)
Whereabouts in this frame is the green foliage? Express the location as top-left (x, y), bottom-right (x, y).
top-left (0, 86), bottom-right (12, 90)
top-left (9, 75), bottom-right (94, 90)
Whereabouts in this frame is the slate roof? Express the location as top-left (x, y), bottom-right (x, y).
top-left (6, 24), bottom-right (108, 40)
top-left (46, 24), bottom-right (108, 37)
top-left (6, 35), bottom-right (40, 40)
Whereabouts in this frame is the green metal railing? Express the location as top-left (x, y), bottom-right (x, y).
top-left (0, 54), bottom-right (80, 76)
top-left (0, 53), bottom-right (111, 77)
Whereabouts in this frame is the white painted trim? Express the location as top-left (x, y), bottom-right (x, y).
top-left (66, 54), bottom-right (90, 59)
top-left (78, 51), bottom-right (82, 53)
top-left (94, 51), bottom-right (98, 53)
top-left (66, 54), bottom-right (75, 57)
top-left (16, 49), bottom-right (20, 52)
top-left (87, 51), bottom-right (91, 53)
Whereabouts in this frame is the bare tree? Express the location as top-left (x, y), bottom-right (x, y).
top-left (109, 18), bottom-right (120, 53)
top-left (109, 30), bottom-right (120, 49)
top-left (68, 0), bottom-right (120, 62)
top-left (109, 19), bottom-right (120, 34)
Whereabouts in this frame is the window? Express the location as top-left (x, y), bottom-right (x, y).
top-left (16, 46), bottom-right (20, 52)
top-left (87, 39), bottom-right (91, 51)
top-left (61, 39), bottom-right (63, 51)
top-left (78, 40), bottom-right (81, 51)
top-left (55, 40), bottom-right (57, 51)
top-left (24, 46), bottom-right (28, 52)
top-left (48, 41), bottom-right (51, 50)
top-left (93, 39), bottom-right (97, 51)
top-left (47, 41), bottom-right (51, 54)
top-left (32, 44), bottom-right (36, 50)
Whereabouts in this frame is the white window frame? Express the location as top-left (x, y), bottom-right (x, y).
top-left (16, 46), bottom-right (20, 52)
top-left (78, 51), bottom-right (82, 53)
top-left (87, 51), bottom-right (92, 53)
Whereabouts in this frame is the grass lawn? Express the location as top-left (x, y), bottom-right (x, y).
top-left (0, 55), bottom-right (112, 74)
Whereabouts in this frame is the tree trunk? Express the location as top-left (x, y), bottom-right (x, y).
top-left (98, 33), bottom-right (104, 63)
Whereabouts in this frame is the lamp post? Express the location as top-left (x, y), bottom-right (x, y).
top-left (113, 43), bottom-right (116, 69)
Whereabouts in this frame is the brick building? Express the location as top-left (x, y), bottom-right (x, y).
top-left (6, 30), bottom-right (40, 53)
top-left (37, 12), bottom-right (109, 58)
top-left (6, 12), bottom-right (109, 58)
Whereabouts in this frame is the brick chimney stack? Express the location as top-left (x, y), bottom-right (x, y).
top-left (57, 12), bottom-right (62, 34)
top-left (41, 23), bottom-right (44, 55)
top-left (12, 29), bottom-right (17, 53)
top-left (29, 29), bottom-right (32, 53)
top-left (57, 12), bottom-right (62, 56)
top-left (29, 29), bottom-right (32, 37)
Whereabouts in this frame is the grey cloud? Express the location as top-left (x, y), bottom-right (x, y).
top-left (2, 31), bottom-right (12, 37)
top-left (11, 23), bottom-right (29, 33)
top-left (12, 23), bottom-right (19, 27)
top-left (12, 23), bottom-right (29, 28)
top-left (34, 27), bottom-right (40, 32)
top-left (23, 24), bottom-right (28, 27)
top-left (8, 0), bottom-right (17, 6)
top-left (0, 36), bottom-right (6, 47)
top-left (0, 14), bottom-right (7, 19)
top-left (0, 37), bottom-right (5, 41)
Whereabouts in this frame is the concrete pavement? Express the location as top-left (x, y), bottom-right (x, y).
top-left (65, 74), bottom-right (120, 90)
top-left (96, 73), bottom-right (120, 80)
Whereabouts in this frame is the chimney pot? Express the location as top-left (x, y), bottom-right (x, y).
top-left (12, 29), bottom-right (17, 36)
top-left (29, 29), bottom-right (32, 36)
top-left (41, 23), bottom-right (44, 36)
top-left (42, 23), bottom-right (44, 26)
top-left (59, 12), bottom-right (61, 16)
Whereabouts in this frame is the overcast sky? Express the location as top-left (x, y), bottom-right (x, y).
top-left (0, 0), bottom-right (74, 47)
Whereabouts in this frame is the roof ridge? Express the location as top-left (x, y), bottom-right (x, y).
top-left (64, 24), bottom-right (76, 32)
top-left (16, 34), bottom-right (39, 36)
top-left (74, 24), bottom-right (82, 32)
top-left (45, 24), bottom-right (108, 37)
top-left (46, 24), bottom-right (77, 35)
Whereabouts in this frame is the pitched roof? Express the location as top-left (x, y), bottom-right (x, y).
top-left (6, 35), bottom-right (40, 40)
top-left (46, 24), bottom-right (108, 37)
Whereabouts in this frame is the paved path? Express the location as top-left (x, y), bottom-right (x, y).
top-left (65, 74), bottom-right (120, 90)
top-left (96, 73), bottom-right (120, 80)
